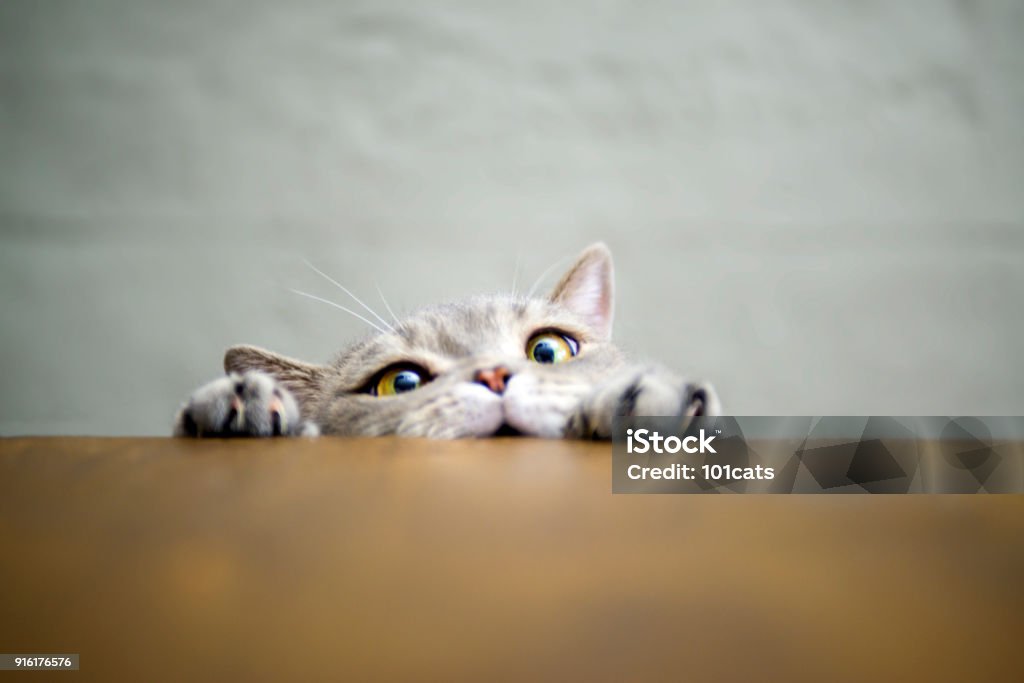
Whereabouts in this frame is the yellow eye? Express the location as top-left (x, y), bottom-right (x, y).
top-left (526, 331), bottom-right (578, 364)
top-left (373, 366), bottom-right (426, 396)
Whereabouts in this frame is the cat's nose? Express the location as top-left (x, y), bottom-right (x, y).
top-left (474, 365), bottom-right (511, 395)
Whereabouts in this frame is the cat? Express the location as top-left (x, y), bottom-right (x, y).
top-left (173, 243), bottom-right (720, 439)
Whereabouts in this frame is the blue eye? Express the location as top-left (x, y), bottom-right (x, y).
top-left (374, 366), bottom-right (426, 396)
top-left (526, 332), bottom-right (578, 364)
top-left (392, 370), bottom-right (420, 393)
top-left (532, 339), bottom-right (559, 363)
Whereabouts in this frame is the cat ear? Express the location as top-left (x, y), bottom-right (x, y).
top-left (223, 344), bottom-right (327, 407)
top-left (548, 242), bottom-right (615, 340)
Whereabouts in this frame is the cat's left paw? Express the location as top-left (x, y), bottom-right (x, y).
top-left (174, 371), bottom-right (315, 437)
top-left (569, 366), bottom-right (720, 439)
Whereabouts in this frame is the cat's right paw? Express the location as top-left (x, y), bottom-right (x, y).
top-left (569, 366), bottom-right (720, 440)
top-left (173, 371), bottom-right (314, 437)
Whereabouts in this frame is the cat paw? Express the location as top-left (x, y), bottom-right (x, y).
top-left (173, 371), bottom-right (314, 437)
top-left (569, 366), bottom-right (720, 439)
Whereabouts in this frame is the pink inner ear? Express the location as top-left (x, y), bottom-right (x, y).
top-left (552, 250), bottom-right (614, 340)
top-left (572, 273), bottom-right (611, 327)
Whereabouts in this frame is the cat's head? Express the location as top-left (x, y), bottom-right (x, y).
top-left (223, 243), bottom-right (672, 437)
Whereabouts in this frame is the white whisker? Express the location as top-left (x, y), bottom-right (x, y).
top-left (303, 260), bottom-right (396, 333)
top-left (511, 253), bottom-right (522, 299)
top-left (374, 283), bottom-right (400, 324)
top-left (527, 253), bottom-right (575, 299)
top-left (289, 289), bottom-right (387, 335)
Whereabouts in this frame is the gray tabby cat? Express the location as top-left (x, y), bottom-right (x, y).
top-left (174, 243), bottom-right (719, 439)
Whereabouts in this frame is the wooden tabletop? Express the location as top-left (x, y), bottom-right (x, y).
top-left (1, 437), bottom-right (1021, 682)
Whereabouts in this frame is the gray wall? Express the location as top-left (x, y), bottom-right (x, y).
top-left (2, 0), bottom-right (1022, 436)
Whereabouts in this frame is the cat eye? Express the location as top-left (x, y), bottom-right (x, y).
top-left (526, 331), bottom-right (578, 364)
top-left (372, 365), bottom-right (427, 397)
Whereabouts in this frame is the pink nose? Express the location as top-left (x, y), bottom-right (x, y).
top-left (474, 365), bottom-right (511, 395)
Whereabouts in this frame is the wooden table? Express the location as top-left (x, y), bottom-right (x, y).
top-left (1, 437), bottom-right (1021, 681)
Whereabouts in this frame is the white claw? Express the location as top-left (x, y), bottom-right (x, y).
top-left (231, 396), bottom-right (246, 431)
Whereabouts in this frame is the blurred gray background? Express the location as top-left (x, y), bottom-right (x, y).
top-left (2, 0), bottom-right (1022, 436)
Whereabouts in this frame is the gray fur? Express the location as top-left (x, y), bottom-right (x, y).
top-left (173, 371), bottom-right (314, 437)
top-left (174, 243), bottom-right (719, 439)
